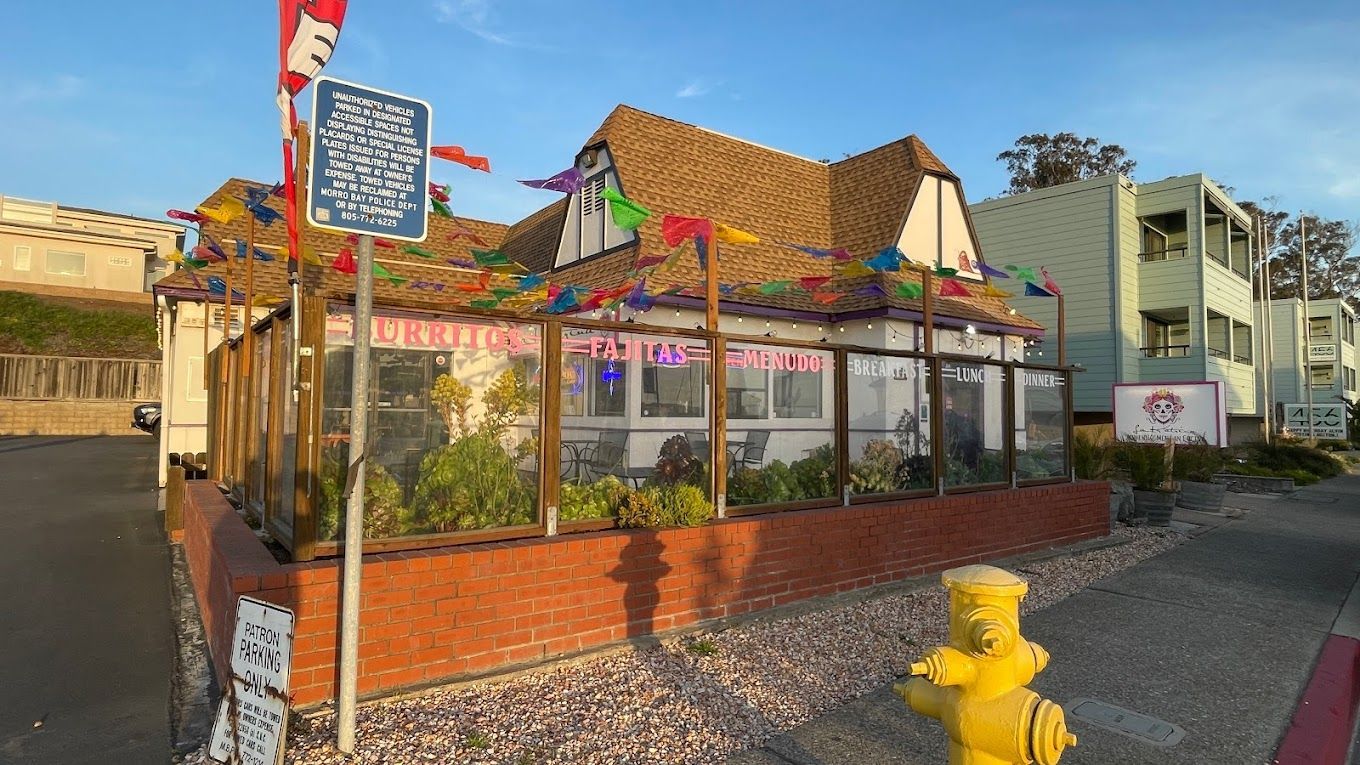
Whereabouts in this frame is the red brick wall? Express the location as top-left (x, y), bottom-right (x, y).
top-left (182, 480), bottom-right (1109, 708)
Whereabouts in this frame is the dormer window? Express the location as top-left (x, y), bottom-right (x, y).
top-left (554, 146), bottom-right (638, 269)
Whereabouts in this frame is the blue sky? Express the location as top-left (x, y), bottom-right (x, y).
top-left (2, 1), bottom-right (1357, 230)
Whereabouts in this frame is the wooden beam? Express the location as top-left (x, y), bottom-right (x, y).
top-left (540, 327), bottom-right (562, 532)
top-left (292, 295), bottom-right (327, 562)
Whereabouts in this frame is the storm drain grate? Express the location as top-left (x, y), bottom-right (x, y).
top-left (1064, 698), bottom-right (1185, 746)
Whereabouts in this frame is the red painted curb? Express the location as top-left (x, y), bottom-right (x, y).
top-left (1273, 634), bottom-right (1360, 764)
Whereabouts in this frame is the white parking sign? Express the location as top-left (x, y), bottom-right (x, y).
top-left (209, 597), bottom-right (296, 765)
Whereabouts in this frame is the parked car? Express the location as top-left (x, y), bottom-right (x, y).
top-left (131, 403), bottom-right (161, 439)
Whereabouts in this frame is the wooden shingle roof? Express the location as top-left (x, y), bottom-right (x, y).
top-left (156, 108), bottom-right (1041, 332)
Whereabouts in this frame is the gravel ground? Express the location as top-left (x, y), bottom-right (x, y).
top-left (183, 526), bottom-right (1183, 765)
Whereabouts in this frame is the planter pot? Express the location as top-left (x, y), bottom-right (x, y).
top-left (1134, 490), bottom-right (1177, 527)
top-left (1177, 480), bottom-right (1226, 513)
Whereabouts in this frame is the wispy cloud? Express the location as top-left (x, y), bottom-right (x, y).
top-left (11, 74), bottom-right (84, 104)
top-left (675, 80), bottom-right (712, 99)
top-left (432, 0), bottom-right (524, 47)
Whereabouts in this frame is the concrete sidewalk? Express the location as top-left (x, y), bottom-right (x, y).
top-left (730, 475), bottom-right (1360, 764)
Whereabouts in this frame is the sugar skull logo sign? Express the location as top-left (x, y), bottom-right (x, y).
top-left (1142, 389), bottom-right (1185, 425)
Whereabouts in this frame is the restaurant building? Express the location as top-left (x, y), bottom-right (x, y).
top-left (159, 105), bottom-right (1107, 706)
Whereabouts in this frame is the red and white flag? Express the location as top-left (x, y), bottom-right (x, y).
top-left (277, 0), bottom-right (348, 264)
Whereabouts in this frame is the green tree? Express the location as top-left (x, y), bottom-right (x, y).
top-left (997, 133), bottom-right (1136, 194)
top-left (1265, 214), bottom-right (1359, 311)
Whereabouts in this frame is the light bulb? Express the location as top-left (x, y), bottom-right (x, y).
top-left (764, 320), bottom-right (771, 327)
top-left (839, 326), bottom-right (845, 333)
top-left (791, 321), bottom-right (797, 329)
top-left (816, 324), bottom-right (823, 332)
top-left (737, 316), bottom-right (743, 323)
top-left (867, 322), bottom-right (873, 329)
top-left (674, 309), bottom-right (681, 317)
top-left (1008, 307), bottom-right (1017, 315)
top-left (965, 324), bottom-right (977, 335)
top-left (890, 335), bottom-right (896, 342)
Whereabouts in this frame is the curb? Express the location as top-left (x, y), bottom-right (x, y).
top-left (1273, 566), bottom-right (1360, 765)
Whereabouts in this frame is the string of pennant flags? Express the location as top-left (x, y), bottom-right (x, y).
top-left (163, 150), bottom-right (1063, 314)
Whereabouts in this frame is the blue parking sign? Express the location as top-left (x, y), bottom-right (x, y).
top-left (308, 77), bottom-right (432, 242)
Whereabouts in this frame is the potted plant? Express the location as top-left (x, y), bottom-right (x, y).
top-left (1073, 430), bottom-right (1124, 528)
top-left (1118, 441), bottom-right (1176, 526)
top-left (1173, 438), bottom-right (1226, 513)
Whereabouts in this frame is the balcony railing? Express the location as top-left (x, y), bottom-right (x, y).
top-left (1233, 354), bottom-right (1251, 364)
top-left (1138, 246), bottom-right (1189, 263)
top-left (1141, 344), bottom-right (1191, 358)
top-left (1207, 347), bottom-right (1230, 360)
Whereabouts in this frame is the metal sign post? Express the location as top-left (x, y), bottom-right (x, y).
top-left (306, 76), bottom-right (431, 754)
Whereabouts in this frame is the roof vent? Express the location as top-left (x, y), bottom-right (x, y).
top-left (580, 149), bottom-right (598, 169)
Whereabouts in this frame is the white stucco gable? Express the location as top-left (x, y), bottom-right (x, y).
top-left (895, 174), bottom-right (986, 281)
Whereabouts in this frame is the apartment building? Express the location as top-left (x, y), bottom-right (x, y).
top-left (1258, 297), bottom-right (1358, 422)
top-left (971, 173), bottom-right (1261, 440)
top-left (0, 193), bottom-right (184, 300)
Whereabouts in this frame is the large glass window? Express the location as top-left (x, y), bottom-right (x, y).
top-left (847, 354), bottom-right (933, 495)
top-left (1015, 368), bottom-right (1068, 480)
top-left (320, 308), bottom-right (542, 541)
top-left (558, 329), bottom-right (712, 523)
top-left (940, 360), bottom-right (1007, 487)
top-left (726, 344), bottom-right (836, 506)
top-left (45, 249), bottom-right (85, 276)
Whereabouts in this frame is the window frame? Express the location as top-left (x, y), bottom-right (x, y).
top-left (44, 249), bottom-right (86, 277)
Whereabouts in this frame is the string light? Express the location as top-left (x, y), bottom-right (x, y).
top-left (838, 326), bottom-right (845, 333)
top-left (867, 321), bottom-right (873, 329)
top-left (791, 321), bottom-right (798, 329)
top-left (737, 316), bottom-right (743, 323)
top-left (764, 319), bottom-right (771, 328)
top-left (816, 324), bottom-right (823, 332)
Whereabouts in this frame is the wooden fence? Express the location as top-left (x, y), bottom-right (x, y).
top-left (0, 353), bottom-right (161, 401)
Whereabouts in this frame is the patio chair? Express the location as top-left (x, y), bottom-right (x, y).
top-left (730, 430), bottom-right (770, 470)
top-left (684, 430), bottom-right (709, 461)
top-left (580, 431), bottom-right (653, 488)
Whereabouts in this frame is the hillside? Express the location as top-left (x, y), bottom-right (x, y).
top-left (0, 291), bottom-right (159, 359)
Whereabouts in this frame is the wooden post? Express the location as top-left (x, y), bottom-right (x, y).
top-left (241, 212), bottom-right (257, 503)
top-left (1057, 292), bottom-right (1067, 367)
top-left (922, 266), bottom-right (934, 354)
top-left (165, 464), bottom-right (186, 535)
top-left (834, 347), bottom-right (851, 504)
top-left (706, 235), bottom-right (727, 517)
top-left (291, 295), bottom-right (327, 562)
top-left (540, 327), bottom-right (562, 533)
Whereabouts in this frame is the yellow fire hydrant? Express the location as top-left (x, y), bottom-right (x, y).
top-left (894, 565), bottom-right (1077, 765)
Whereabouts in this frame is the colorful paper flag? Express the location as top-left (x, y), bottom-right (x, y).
top-left (234, 241), bottom-right (275, 261)
top-left (372, 262), bottom-right (407, 285)
top-left (856, 284), bottom-right (888, 298)
top-left (518, 167), bottom-right (584, 194)
top-left (191, 245), bottom-right (218, 262)
top-left (470, 299), bottom-right (500, 309)
top-left (939, 278), bottom-right (971, 297)
top-left (166, 209), bottom-right (211, 225)
top-left (447, 224), bottom-right (488, 247)
top-left (1005, 265), bottom-right (1037, 283)
top-left (182, 256), bottom-right (210, 270)
top-left (797, 275), bottom-right (832, 291)
top-left (331, 247), bottom-right (357, 274)
top-left (661, 215), bottom-right (713, 248)
top-left (165, 250), bottom-right (184, 263)
top-left (428, 182), bottom-right (451, 203)
top-left (599, 187), bottom-right (651, 231)
top-left (624, 280), bottom-right (654, 311)
top-left (201, 236), bottom-right (228, 261)
top-left (431, 199), bottom-right (453, 218)
top-left (864, 247), bottom-right (903, 273)
top-left (447, 257), bottom-right (477, 269)
top-left (776, 242), bottom-right (852, 260)
top-left (517, 273), bottom-right (546, 291)
top-left (896, 282), bottom-right (924, 299)
top-left (252, 294), bottom-right (285, 306)
top-left (633, 254), bottom-right (667, 271)
top-left (431, 146), bottom-right (491, 172)
top-left (1041, 267), bottom-right (1062, 295)
top-left (981, 284), bottom-right (1013, 298)
top-left (471, 249), bottom-right (511, 267)
top-left (1024, 282), bottom-right (1054, 297)
top-left (934, 266), bottom-right (958, 277)
top-left (714, 223), bottom-right (759, 245)
top-left (811, 291), bottom-right (843, 304)
top-left (758, 280), bottom-right (793, 295)
top-left (196, 197), bottom-right (245, 225)
top-left (402, 245), bottom-right (437, 259)
top-left (978, 262), bottom-right (1010, 279)
top-left (206, 276), bottom-right (246, 301)
top-left (834, 260), bottom-right (875, 278)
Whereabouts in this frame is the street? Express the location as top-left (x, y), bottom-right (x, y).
top-left (0, 436), bottom-right (172, 765)
top-left (731, 473), bottom-right (1360, 764)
